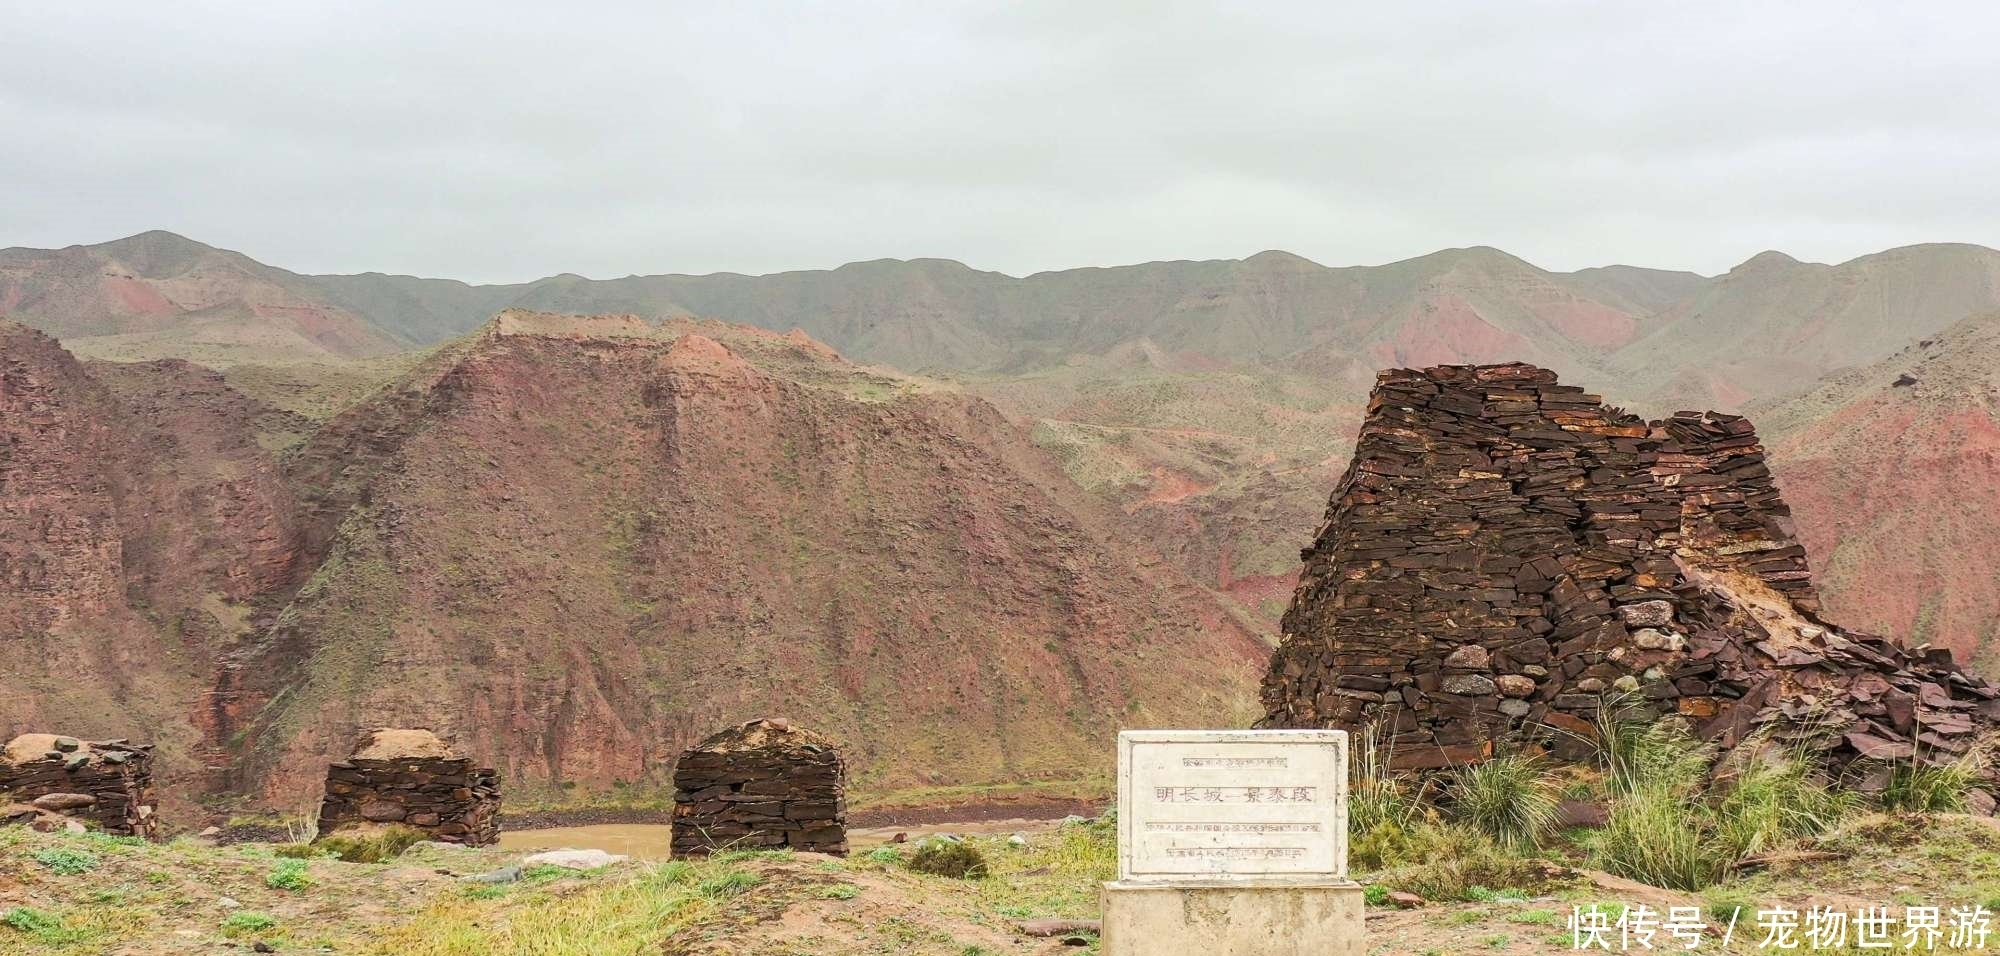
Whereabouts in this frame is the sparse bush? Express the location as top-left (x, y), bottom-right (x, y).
top-left (1713, 749), bottom-right (1856, 857)
top-left (1348, 723), bottom-right (1442, 870)
top-left (1450, 755), bottom-right (1561, 850)
top-left (266, 858), bottom-right (314, 891)
top-left (272, 842), bottom-right (326, 859)
top-left (313, 824), bottom-right (425, 863)
top-left (31, 846), bottom-right (99, 875)
top-left (1591, 741), bottom-right (1857, 892)
top-left (220, 911), bottom-right (278, 937)
top-left (1881, 760), bottom-right (1975, 813)
top-left (865, 846), bottom-right (904, 865)
top-left (1595, 707), bottom-right (1712, 795)
top-left (1349, 724), bottom-right (1425, 836)
top-left (1384, 824), bottom-right (1549, 902)
top-left (1593, 782), bottom-right (1732, 890)
top-left (1352, 818), bottom-right (1419, 871)
top-left (907, 838), bottom-right (989, 879)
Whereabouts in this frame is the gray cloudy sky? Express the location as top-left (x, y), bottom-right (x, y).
top-left (5, 1), bottom-right (1997, 283)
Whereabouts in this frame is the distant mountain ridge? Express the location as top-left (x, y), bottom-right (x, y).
top-left (0, 231), bottom-right (406, 363)
top-left (13, 231), bottom-right (2000, 411)
top-left (1756, 309), bottom-right (2000, 663)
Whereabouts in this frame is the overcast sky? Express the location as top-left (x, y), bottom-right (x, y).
top-left (5, 1), bottom-right (1997, 283)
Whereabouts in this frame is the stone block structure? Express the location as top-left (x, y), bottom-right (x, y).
top-left (1262, 364), bottom-right (2000, 787)
top-left (0, 735), bottom-right (159, 838)
top-left (672, 718), bottom-right (847, 856)
top-left (316, 729), bottom-right (499, 845)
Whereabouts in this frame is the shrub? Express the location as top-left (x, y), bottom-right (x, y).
top-left (1592, 745), bottom-right (1858, 893)
top-left (907, 839), bottom-right (989, 879)
top-left (1450, 756), bottom-right (1561, 850)
top-left (1594, 783), bottom-right (1732, 890)
top-left (864, 846), bottom-right (903, 865)
top-left (1881, 760), bottom-right (1975, 813)
top-left (1594, 707), bottom-right (1711, 795)
top-left (1385, 825), bottom-right (1549, 902)
top-left (313, 825), bottom-right (425, 863)
top-left (266, 858), bottom-right (314, 891)
top-left (220, 911), bottom-right (278, 937)
top-left (31, 847), bottom-right (100, 875)
top-left (1713, 749), bottom-right (1856, 857)
top-left (1363, 884), bottom-right (1391, 906)
top-left (1349, 725), bottom-right (1427, 836)
top-left (1352, 818), bottom-right (1419, 871)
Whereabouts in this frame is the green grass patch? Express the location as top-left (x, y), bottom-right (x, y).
top-left (221, 911), bottom-right (279, 937)
top-left (267, 858), bottom-right (314, 891)
top-left (31, 847), bottom-right (100, 876)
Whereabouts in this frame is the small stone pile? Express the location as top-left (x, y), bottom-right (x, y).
top-left (315, 729), bottom-right (500, 845)
top-left (1262, 364), bottom-right (2000, 791)
top-left (672, 718), bottom-right (847, 856)
top-left (0, 734), bottom-right (159, 839)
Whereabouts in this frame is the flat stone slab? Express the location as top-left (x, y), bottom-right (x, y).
top-left (1116, 730), bottom-right (1348, 884)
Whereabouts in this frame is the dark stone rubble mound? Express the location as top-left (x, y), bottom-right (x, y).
top-left (672, 718), bottom-right (847, 856)
top-left (1261, 364), bottom-right (1998, 793)
top-left (315, 728), bottom-right (500, 845)
top-left (0, 734), bottom-right (160, 838)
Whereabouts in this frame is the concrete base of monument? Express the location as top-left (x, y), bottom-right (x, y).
top-left (1099, 880), bottom-right (1365, 956)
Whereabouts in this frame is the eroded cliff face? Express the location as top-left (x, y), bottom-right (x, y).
top-left (220, 313), bottom-right (1267, 805)
top-left (1263, 364), bottom-right (1998, 785)
top-left (0, 323), bottom-right (306, 806)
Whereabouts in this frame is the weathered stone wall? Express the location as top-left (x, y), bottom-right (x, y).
top-left (673, 718), bottom-right (847, 856)
top-left (315, 729), bottom-right (499, 845)
top-left (0, 735), bottom-right (160, 838)
top-left (1262, 364), bottom-right (1998, 787)
top-left (1654, 412), bottom-right (1818, 612)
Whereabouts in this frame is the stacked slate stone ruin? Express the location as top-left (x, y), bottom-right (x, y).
top-left (672, 718), bottom-right (848, 856)
top-left (1262, 363), bottom-right (2000, 794)
top-left (315, 729), bottom-right (500, 845)
top-left (0, 734), bottom-right (159, 838)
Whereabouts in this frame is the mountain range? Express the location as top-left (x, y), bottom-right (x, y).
top-left (17, 231), bottom-right (2000, 409)
top-left (5, 229), bottom-right (1999, 812)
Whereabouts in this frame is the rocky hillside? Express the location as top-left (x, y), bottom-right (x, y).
top-left (1756, 311), bottom-right (2000, 663)
top-left (0, 322), bottom-right (305, 803)
top-left (213, 312), bottom-right (1267, 805)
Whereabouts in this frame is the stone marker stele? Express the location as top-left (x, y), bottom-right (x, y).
top-left (1101, 730), bottom-right (1363, 956)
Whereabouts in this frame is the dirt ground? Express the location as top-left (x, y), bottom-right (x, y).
top-left (8, 813), bottom-right (2000, 955)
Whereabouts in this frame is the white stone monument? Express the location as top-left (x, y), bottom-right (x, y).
top-left (1100, 730), bottom-right (1364, 956)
